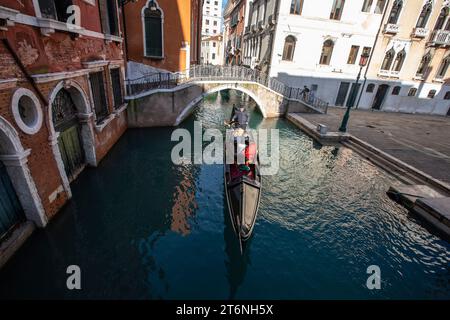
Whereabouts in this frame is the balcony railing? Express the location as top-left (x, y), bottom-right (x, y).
top-left (429, 30), bottom-right (450, 46)
top-left (412, 27), bottom-right (429, 38)
top-left (126, 65), bottom-right (329, 114)
top-left (383, 23), bottom-right (399, 34)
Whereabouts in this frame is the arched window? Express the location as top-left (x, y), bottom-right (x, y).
top-left (282, 36), bottom-right (296, 61)
top-left (366, 83), bottom-right (376, 92)
top-left (388, 0), bottom-right (403, 24)
top-left (392, 86), bottom-right (401, 95)
top-left (437, 56), bottom-right (450, 79)
top-left (434, 7), bottom-right (449, 30)
top-left (408, 88), bottom-right (417, 96)
top-left (320, 39), bottom-right (334, 65)
top-left (444, 91), bottom-right (450, 99)
top-left (428, 90), bottom-right (437, 98)
top-left (381, 48), bottom-right (395, 71)
top-left (392, 49), bottom-right (406, 72)
top-left (143, 1), bottom-right (163, 58)
top-left (416, 1), bottom-right (433, 28)
top-left (416, 53), bottom-right (432, 77)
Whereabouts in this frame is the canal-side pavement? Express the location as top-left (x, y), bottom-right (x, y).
top-left (294, 107), bottom-right (450, 185)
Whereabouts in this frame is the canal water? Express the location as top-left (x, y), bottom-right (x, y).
top-left (0, 91), bottom-right (449, 299)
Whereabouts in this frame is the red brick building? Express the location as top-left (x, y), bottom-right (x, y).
top-left (0, 0), bottom-right (127, 263)
top-left (122, 0), bottom-right (203, 73)
top-left (223, 0), bottom-right (246, 65)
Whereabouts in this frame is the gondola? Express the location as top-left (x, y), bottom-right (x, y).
top-left (224, 125), bottom-right (262, 253)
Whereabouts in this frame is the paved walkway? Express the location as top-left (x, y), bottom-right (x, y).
top-left (296, 107), bottom-right (450, 184)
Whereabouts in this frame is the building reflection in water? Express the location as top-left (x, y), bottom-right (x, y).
top-left (171, 165), bottom-right (198, 235)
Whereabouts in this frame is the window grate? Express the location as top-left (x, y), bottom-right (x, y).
top-left (89, 71), bottom-right (109, 123)
top-left (111, 68), bottom-right (123, 109)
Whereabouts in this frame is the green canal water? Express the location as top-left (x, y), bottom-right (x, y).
top-left (0, 91), bottom-right (449, 299)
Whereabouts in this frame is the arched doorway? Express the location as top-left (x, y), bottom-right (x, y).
top-left (0, 160), bottom-right (25, 239)
top-left (52, 88), bottom-right (86, 182)
top-left (372, 84), bottom-right (390, 110)
top-left (0, 117), bottom-right (46, 235)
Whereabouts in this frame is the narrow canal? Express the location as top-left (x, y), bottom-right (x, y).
top-left (0, 91), bottom-right (449, 299)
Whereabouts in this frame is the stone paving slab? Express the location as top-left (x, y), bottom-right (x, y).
top-left (297, 108), bottom-right (450, 184)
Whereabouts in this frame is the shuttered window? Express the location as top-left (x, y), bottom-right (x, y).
top-left (89, 72), bottom-right (109, 123)
top-left (110, 68), bottom-right (123, 109)
top-left (38, 0), bottom-right (73, 22)
top-left (144, 7), bottom-right (163, 57)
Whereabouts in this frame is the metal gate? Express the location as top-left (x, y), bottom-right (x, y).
top-left (52, 89), bottom-right (85, 181)
top-left (0, 161), bottom-right (25, 239)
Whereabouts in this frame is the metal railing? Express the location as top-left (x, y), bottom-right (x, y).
top-left (126, 65), bottom-right (329, 114)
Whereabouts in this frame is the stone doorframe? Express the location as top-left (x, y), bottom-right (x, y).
top-left (47, 80), bottom-right (97, 197)
top-left (0, 116), bottom-right (47, 227)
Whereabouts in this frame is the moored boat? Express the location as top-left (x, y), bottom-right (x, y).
top-left (224, 127), bottom-right (262, 252)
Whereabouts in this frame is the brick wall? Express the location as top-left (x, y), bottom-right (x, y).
top-left (0, 1), bottom-right (127, 223)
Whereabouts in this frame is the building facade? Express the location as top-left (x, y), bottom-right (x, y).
top-left (202, 0), bottom-right (223, 36)
top-left (201, 34), bottom-right (224, 64)
top-left (242, 0), bottom-right (279, 74)
top-left (268, 0), bottom-right (385, 108)
top-left (223, 0), bottom-right (247, 65)
top-left (123, 0), bottom-right (203, 75)
top-left (0, 0), bottom-right (127, 259)
top-left (358, 0), bottom-right (450, 115)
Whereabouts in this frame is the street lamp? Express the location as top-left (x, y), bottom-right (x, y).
top-left (338, 50), bottom-right (370, 133)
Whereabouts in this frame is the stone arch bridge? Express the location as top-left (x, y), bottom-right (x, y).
top-left (126, 66), bottom-right (328, 127)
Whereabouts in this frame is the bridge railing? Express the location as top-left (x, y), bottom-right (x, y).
top-left (126, 65), bottom-right (329, 114)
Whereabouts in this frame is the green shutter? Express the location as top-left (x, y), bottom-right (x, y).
top-left (145, 16), bottom-right (163, 57)
top-left (0, 162), bottom-right (25, 238)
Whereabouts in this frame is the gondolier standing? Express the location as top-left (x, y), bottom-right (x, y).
top-left (231, 106), bottom-right (249, 129)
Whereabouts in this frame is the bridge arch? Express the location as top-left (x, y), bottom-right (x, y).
top-left (175, 82), bottom-right (268, 126)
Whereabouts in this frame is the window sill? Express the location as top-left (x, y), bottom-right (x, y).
top-left (433, 78), bottom-right (445, 83)
top-left (95, 113), bottom-right (115, 133)
top-left (104, 34), bottom-right (123, 43)
top-left (113, 103), bottom-right (128, 115)
top-left (37, 17), bottom-right (85, 36)
top-left (144, 55), bottom-right (164, 60)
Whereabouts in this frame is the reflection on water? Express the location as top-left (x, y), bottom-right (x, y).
top-left (0, 90), bottom-right (449, 299)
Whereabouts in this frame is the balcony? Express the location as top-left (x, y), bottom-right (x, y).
top-left (383, 23), bottom-right (399, 35)
top-left (378, 69), bottom-right (400, 78)
top-left (428, 30), bottom-right (450, 46)
top-left (411, 27), bottom-right (429, 39)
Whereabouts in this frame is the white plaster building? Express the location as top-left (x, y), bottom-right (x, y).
top-left (269, 0), bottom-right (386, 108)
top-left (202, 0), bottom-right (223, 36)
top-left (201, 34), bottom-right (225, 65)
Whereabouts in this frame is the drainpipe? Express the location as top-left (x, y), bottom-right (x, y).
top-left (355, 0), bottom-right (391, 109)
